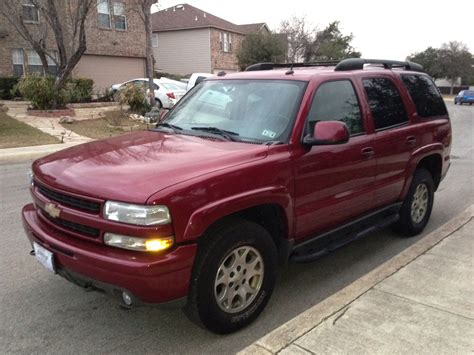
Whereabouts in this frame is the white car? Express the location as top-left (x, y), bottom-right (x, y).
top-left (111, 78), bottom-right (185, 109)
top-left (186, 73), bottom-right (214, 91)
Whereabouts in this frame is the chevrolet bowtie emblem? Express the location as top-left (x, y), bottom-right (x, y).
top-left (44, 203), bottom-right (61, 218)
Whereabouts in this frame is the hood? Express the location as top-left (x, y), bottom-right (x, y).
top-left (33, 131), bottom-right (269, 204)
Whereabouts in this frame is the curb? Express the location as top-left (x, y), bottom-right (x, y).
top-left (0, 142), bottom-right (84, 162)
top-left (238, 205), bottom-right (474, 355)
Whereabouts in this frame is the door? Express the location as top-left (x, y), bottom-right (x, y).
top-left (361, 77), bottom-right (414, 208)
top-left (293, 79), bottom-right (376, 240)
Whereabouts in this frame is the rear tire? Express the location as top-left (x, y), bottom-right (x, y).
top-left (393, 169), bottom-right (434, 237)
top-left (184, 218), bottom-right (277, 334)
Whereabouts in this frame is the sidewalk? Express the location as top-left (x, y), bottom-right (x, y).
top-left (240, 205), bottom-right (473, 354)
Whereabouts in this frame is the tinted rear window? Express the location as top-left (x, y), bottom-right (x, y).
top-left (401, 75), bottom-right (447, 118)
top-left (363, 78), bottom-right (408, 130)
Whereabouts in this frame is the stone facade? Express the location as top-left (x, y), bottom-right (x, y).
top-left (0, 1), bottom-right (145, 83)
top-left (209, 28), bottom-right (245, 73)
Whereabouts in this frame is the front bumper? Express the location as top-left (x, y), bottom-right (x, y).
top-left (22, 204), bottom-right (197, 306)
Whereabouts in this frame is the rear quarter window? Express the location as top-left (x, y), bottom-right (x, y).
top-left (401, 75), bottom-right (447, 118)
top-left (363, 77), bottom-right (408, 130)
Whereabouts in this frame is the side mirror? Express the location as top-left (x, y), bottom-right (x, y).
top-left (303, 121), bottom-right (350, 146)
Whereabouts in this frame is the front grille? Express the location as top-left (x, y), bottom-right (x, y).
top-left (40, 210), bottom-right (100, 239)
top-left (37, 183), bottom-right (101, 213)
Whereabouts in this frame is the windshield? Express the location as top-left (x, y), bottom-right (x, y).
top-left (162, 79), bottom-right (307, 143)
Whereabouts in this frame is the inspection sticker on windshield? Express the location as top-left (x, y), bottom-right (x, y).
top-left (262, 129), bottom-right (276, 139)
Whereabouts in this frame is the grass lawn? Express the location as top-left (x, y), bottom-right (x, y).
top-left (66, 110), bottom-right (149, 139)
top-left (0, 109), bottom-right (59, 149)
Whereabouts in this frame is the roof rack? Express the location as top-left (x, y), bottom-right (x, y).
top-left (245, 61), bottom-right (340, 71)
top-left (335, 58), bottom-right (424, 72)
top-left (244, 58), bottom-right (424, 73)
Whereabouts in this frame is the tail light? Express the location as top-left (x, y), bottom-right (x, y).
top-left (166, 92), bottom-right (176, 99)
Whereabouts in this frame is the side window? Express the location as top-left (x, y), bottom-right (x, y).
top-left (401, 75), bottom-right (447, 117)
top-left (363, 78), bottom-right (408, 130)
top-left (307, 80), bottom-right (364, 135)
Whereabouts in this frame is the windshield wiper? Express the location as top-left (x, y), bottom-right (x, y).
top-left (154, 122), bottom-right (183, 133)
top-left (191, 126), bottom-right (240, 141)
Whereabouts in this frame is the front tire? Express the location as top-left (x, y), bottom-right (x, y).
top-left (185, 218), bottom-right (277, 334)
top-left (393, 169), bottom-right (434, 237)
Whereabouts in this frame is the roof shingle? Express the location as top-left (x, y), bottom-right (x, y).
top-left (152, 4), bottom-right (267, 34)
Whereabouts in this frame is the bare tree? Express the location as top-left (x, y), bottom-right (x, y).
top-left (438, 41), bottom-right (472, 95)
top-left (279, 16), bottom-right (314, 63)
top-left (0, 0), bottom-right (95, 95)
top-left (129, 0), bottom-right (158, 107)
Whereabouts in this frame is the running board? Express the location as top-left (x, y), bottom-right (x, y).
top-left (290, 203), bottom-right (401, 263)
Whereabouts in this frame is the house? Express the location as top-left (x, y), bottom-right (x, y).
top-left (151, 4), bottom-right (270, 75)
top-left (0, 0), bottom-right (147, 92)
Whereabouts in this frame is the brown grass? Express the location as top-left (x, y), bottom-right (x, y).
top-left (65, 110), bottom-right (149, 139)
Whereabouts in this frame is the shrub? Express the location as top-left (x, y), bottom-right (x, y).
top-left (16, 75), bottom-right (66, 110)
top-left (117, 83), bottom-right (150, 114)
top-left (0, 77), bottom-right (19, 100)
top-left (64, 78), bottom-right (93, 103)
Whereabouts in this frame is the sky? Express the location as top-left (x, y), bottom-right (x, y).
top-left (152, 0), bottom-right (474, 60)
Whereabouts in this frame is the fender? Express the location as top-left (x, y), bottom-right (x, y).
top-left (182, 186), bottom-right (293, 242)
top-left (400, 143), bottom-right (444, 199)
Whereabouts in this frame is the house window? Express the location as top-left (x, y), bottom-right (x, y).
top-left (46, 52), bottom-right (58, 75)
top-left (12, 49), bottom-right (25, 77)
top-left (22, 1), bottom-right (39, 23)
top-left (152, 33), bottom-right (159, 48)
top-left (97, 0), bottom-right (111, 28)
top-left (113, 2), bottom-right (127, 30)
top-left (220, 32), bottom-right (232, 52)
top-left (27, 50), bottom-right (44, 73)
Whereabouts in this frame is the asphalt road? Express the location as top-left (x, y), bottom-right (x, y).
top-left (0, 102), bottom-right (472, 354)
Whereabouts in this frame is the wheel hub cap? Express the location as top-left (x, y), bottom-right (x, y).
top-left (214, 246), bottom-right (264, 314)
top-left (411, 183), bottom-right (429, 224)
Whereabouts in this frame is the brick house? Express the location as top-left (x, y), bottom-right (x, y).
top-left (0, 0), bottom-right (147, 92)
top-left (151, 4), bottom-right (270, 75)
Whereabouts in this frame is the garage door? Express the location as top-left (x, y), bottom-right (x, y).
top-left (74, 55), bottom-right (146, 93)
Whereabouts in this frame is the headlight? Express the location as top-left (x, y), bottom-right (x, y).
top-left (104, 201), bottom-right (171, 226)
top-left (104, 233), bottom-right (174, 252)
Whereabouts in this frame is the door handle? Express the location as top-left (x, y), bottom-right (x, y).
top-left (361, 147), bottom-right (374, 159)
top-left (406, 136), bottom-right (417, 147)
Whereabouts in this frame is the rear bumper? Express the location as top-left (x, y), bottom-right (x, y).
top-left (22, 204), bottom-right (197, 306)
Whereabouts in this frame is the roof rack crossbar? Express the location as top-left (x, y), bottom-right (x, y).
top-left (334, 58), bottom-right (424, 72)
top-left (245, 59), bottom-right (424, 73)
top-left (245, 61), bottom-right (340, 72)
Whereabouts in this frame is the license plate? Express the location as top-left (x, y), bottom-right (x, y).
top-left (33, 242), bottom-right (55, 273)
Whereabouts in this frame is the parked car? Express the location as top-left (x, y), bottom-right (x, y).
top-left (111, 78), bottom-right (182, 109)
top-left (186, 72), bottom-right (214, 91)
top-left (158, 77), bottom-right (188, 91)
top-left (156, 81), bottom-right (186, 103)
top-left (454, 90), bottom-right (474, 105)
top-left (23, 58), bottom-right (451, 334)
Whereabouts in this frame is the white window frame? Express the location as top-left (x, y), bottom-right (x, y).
top-left (97, 0), bottom-right (112, 29)
top-left (22, 1), bottom-right (40, 24)
top-left (113, 2), bottom-right (127, 31)
top-left (12, 49), bottom-right (25, 77)
top-left (221, 31), bottom-right (232, 53)
top-left (152, 33), bottom-right (159, 48)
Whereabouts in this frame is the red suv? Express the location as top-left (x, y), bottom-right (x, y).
top-left (22, 58), bottom-right (451, 333)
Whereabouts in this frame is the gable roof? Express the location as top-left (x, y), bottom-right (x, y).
top-left (152, 4), bottom-right (268, 35)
